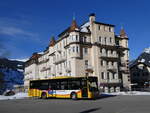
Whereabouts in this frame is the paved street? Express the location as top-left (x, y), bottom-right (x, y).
top-left (0, 96), bottom-right (150, 113)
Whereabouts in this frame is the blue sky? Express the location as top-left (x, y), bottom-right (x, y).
top-left (0, 0), bottom-right (150, 60)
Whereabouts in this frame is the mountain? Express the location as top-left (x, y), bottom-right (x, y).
top-left (129, 48), bottom-right (150, 68)
top-left (0, 58), bottom-right (25, 94)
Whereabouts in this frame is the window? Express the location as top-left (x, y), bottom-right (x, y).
top-left (60, 63), bottom-right (62, 70)
top-left (101, 72), bottom-right (104, 79)
top-left (76, 35), bottom-right (78, 41)
top-left (104, 37), bottom-right (107, 44)
top-left (76, 46), bottom-right (79, 53)
top-left (110, 37), bottom-right (112, 43)
top-left (107, 72), bottom-right (110, 80)
top-left (106, 49), bottom-right (108, 56)
top-left (107, 61), bottom-right (109, 66)
top-left (100, 48), bottom-right (102, 53)
top-left (112, 74), bottom-right (115, 79)
top-left (84, 48), bottom-right (88, 54)
top-left (68, 80), bottom-right (81, 90)
top-left (83, 37), bottom-right (87, 42)
top-left (104, 26), bottom-right (107, 31)
top-left (64, 62), bottom-right (65, 67)
top-left (63, 51), bottom-right (65, 57)
top-left (69, 61), bottom-right (71, 68)
top-left (73, 46), bottom-right (75, 52)
top-left (109, 27), bottom-right (111, 32)
top-left (85, 60), bottom-right (88, 66)
top-left (98, 25), bottom-right (101, 30)
top-left (116, 40), bottom-right (119, 46)
top-left (63, 40), bottom-right (65, 46)
top-left (111, 50), bottom-right (113, 54)
top-left (113, 62), bottom-right (115, 66)
top-left (68, 48), bottom-right (71, 54)
top-left (101, 60), bottom-right (104, 66)
top-left (60, 80), bottom-right (68, 90)
top-left (99, 36), bottom-right (101, 42)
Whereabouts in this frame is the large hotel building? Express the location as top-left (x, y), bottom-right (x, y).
top-left (24, 13), bottom-right (130, 92)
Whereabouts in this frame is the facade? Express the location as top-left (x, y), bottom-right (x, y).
top-left (130, 48), bottom-right (150, 89)
top-left (24, 13), bottom-right (130, 92)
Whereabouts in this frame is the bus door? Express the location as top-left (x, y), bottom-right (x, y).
top-left (49, 82), bottom-right (56, 97)
top-left (81, 79), bottom-right (88, 98)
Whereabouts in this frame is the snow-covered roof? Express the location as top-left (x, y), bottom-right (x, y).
top-left (144, 47), bottom-right (150, 54)
top-left (140, 59), bottom-right (145, 63)
top-left (80, 22), bottom-right (90, 33)
top-left (130, 51), bottom-right (150, 68)
top-left (38, 52), bottom-right (44, 55)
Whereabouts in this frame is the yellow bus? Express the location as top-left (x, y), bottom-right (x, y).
top-left (28, 76), bottom-right (99, 99)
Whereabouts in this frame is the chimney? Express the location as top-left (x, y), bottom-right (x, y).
top-left (89, 13), bottom-right (95, 23)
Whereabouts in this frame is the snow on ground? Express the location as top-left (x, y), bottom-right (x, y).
top-left (0, 92), bottom-right (28, 100)
top-left (102, 91), bottom-right (150, 96)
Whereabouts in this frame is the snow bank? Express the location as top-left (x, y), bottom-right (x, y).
top-left (102, 91), bottom-right (150, 96)
top-left (0, 92), bottom-right (28, 100)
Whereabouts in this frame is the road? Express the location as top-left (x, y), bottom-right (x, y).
top-left (0, 96), bottom-right (150, 113)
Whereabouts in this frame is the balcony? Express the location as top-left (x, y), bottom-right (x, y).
top-left (105, 79), bottom-right (122, 83)
top-left (120, 66), bottom-right (130, 74)
top-left (40, 66), bottom-right (51, 72)
top-left (53, 56), bottom-right (67, 64)
top-left (107, 66), bottom-right (117, 73)
top-left (120, 66), bottom-right (127, 71)
top-left (66, 67), bottom-right (71, 73)
top-left (55, 48), bottom-right (61, 53)
top-left (38, 59), bottom-right (49, 64)
top-left (100, 54), bottom-right (118, 61)
top-left (57, 70), bottom-right (62, 74)
top-left (85, 65), bottom-right (93, 73)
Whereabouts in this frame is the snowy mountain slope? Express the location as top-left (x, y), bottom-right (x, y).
top-left (0, 58), bottom-right (25, 94)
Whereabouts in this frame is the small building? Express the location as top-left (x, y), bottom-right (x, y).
top-left (130, 48), bottom-right (150, 90)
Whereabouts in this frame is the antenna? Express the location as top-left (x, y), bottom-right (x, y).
top-left (73, 12), bottom-right (76, 20)
top-left (120, 22), bottom-right (124, 29)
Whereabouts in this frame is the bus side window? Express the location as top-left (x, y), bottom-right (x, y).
top-left (60, 80), bottom-right (68, 90)
top-left (70, 80), bottom-right (80, 90)
top-left (39, 82), bottom-right (49, 90)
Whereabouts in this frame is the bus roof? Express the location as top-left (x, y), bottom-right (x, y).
top-left (29, 76), bottom-right (97, 81)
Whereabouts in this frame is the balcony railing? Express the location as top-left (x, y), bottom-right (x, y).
top-left (120, 66), bottom-right (127, 71)
top-left (107, 66), bottom-right (117, 72)
top-left (85, 65), bottom-right (93, 73)
top-left (66, 67), bottom-right (71, 73)
top-left (54, 56), bottom-right (67, 64)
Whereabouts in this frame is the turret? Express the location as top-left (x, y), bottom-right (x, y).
top-left (120, 28), bottom-right (128, 38)
top-left (49, 36), bottom-right (56, 47)
top-left (69, 19), bottom-right (78, 32)
top-left (89, 13), bottom-right (95, 23)
top-left (119, 28), bottom-right (128, 48)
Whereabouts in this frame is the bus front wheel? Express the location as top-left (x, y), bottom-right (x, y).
top-left (41, 92), bottom-right (47, 99)
top-left (71, 92), bottom-right (77, 100)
